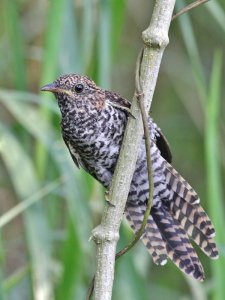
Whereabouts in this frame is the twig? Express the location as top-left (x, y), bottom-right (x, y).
top-left (86, 276), bottom-right (95, 300)
top-left (172, 0), bottom-right (209, 21)
top-left (91, 1), bottom-right (176, 299)
top-left (116, 50), bottom-right (153, 259)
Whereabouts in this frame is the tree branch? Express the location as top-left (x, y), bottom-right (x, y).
top-left (115, 49), bottom-right (153, 260)
top-left (91, 1), bottom-right (176, 299)
top-left (172, 0), bottom-right (209, 21)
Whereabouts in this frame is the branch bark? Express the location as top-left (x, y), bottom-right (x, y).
top-left (91, 1), bottom-right (176, 299)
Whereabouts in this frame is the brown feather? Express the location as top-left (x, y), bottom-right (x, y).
top-left (165, 163), bottom-right (200, 205)
top-left (125, 204), bottom-right (168, 266)
top-left (151, 206), bottom-right (205, 281)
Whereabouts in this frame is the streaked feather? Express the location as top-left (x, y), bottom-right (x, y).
top-left (151, 206), bottom-right (205, 281)
top-left (164, 164), bottom-right (200, 205)
top-left (167, 198), bottom-right (218, 259)
top-left (125, 204), bottom-right (168, 266)
top-left (169, 196), bottom-right (215, 238)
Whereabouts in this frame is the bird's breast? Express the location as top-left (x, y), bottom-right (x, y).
top-left (61, 105), bottom-right (128, 186)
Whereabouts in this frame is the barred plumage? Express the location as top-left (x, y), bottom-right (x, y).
top-left (41, 74), bottom-right (219, 281)
top-left (125, 203), bottom-right (168, 266)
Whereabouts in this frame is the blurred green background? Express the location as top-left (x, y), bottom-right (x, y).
top-left (0, 0), bottom-right (225, 299)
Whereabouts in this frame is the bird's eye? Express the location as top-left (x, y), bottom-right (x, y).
top-left (74, 83), bottom-right (84, 93)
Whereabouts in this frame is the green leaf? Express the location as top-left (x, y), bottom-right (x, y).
top-left (176, 0), bottom-right (207, 105)
top-left (206, 2), bottom-right (225, 33)
top-left (0, 123), bottom-right (54, 299)
top-left (98, 0), bottom-right (112, 88)
top-left (4, 0), bottom-right (27, 90)
top-left (205, 50), bottom-right (225, 300)
top-left (55, 219), bottom-right (83, 300)
top-left (37, 0), bottom-right (68, 178)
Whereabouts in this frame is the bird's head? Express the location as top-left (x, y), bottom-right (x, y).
top-left (41, 74), bottom-right (105, 115)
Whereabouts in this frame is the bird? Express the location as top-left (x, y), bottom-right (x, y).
top-left (41, 74), bottom-right (218, 281)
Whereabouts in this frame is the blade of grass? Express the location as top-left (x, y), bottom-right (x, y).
top-left (60, 0), bottom-right (82, 74)
top-left (176, 1), bottom-right (207, 105)
top-left (171, 3), bottom-right (225, 170)
top-left (0, 178), bottom-right (62, 228)
top-left (113, 252), bottom-right (149, 300)
top-left (55, 147), bottom-right (93, 245)
top-left (111, 0), bottom-right (126, 58)
top-left (206, 1), bottom-right (225, 33)
top-left (37, 0), bottom-right (67, 178)
top-left (40, 0), bottom-right (66, 86)
top-left (185, 275), bottom-right (207, 300)
top-left (0, 89), bottom-right (60, 114)
top-left (52, 146), bottom-right (95, 300)
top-left (175, 5), bottom-right (225, 298)
top-left (0, 235), bottom-right (6, 300)
top-left (0, 274), bottom-right (6, 300)
top-left (205, 50), bottom-right (225, 300)
top-left (0, 95), bottom-right (57, 148)
top-left (3, 0), bottom-right (27, 90)
top-left (82, 0), bottom-right (94, 71)
top-left (0, 123), bottom-right (54, 300)
top-left (98, 0), bottom-right (112, 88)
top-left (2, 266), bottom-right (30, 292)
top-left (55, 218), bottom-right (82, 300)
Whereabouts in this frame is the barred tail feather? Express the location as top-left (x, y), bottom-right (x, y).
top-left (169, 195), bottom-right (215, 238)
top-left (164, 164), bottom-right (200, 205)
top-left (151, 206), bottom-right (205, 281)
top-left (167, 198), bottom-right (218, 259)
top-left (164, 162), bottom-right (218, 260)
top-left (125, 204), bottom-right (168, 266)
top-left (142, 216), bottom-right (168, 266)
top-left (125, 161), bottom-right (218, 281)
top-left (125, 203), bottom-right (205, 281)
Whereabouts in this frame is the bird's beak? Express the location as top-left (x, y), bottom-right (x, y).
top-left (41, 82), bottom-right (73, 97)
top-left (41, 82), bottom-right (61, 93)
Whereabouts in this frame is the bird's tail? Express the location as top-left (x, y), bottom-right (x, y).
top-left (125, 162), bottom-right (219, 281)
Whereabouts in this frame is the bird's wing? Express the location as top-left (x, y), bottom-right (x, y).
top-left (155, 127), bottom-right (172, 163)
top-left (105, 90), bottom-right (133, 116)
top-left (63, 137), bottom-right (80, 169)
top-left (105, 91), bottom-right (172, 162)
